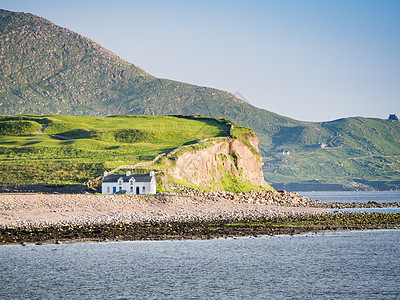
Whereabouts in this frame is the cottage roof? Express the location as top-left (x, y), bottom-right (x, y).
top-left (102, 174), bottom-right (153, 183)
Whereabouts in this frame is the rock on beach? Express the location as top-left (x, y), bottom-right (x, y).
top-left (0, 191), bottom-right (329, 227)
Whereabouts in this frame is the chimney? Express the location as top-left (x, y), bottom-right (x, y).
top-left (104, 171), bottom-right (108, 177)
top-left (149, 171), bottom-right (155, 177)
top-left (126, 171), bottom-right (131, 176)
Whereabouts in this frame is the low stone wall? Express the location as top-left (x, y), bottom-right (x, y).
top-left (167, 188), bottom-right (400, 209)
top-left (0, 183), bottom-right (87, 194)
top-left (179, 189), bottom-right (322, 206)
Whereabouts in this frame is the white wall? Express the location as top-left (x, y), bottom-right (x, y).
top-left (102, 177), bottom-right (156, 195)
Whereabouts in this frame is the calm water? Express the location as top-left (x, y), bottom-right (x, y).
top-left (302, 190), bottom-right (400, 213)
top-left (301, 190), bottom-right (400, 203)
top-left (1, 230), bottom-right (399, 299)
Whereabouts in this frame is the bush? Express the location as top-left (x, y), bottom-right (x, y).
top-left (114, 129), bottom-right (155, 143)
top-left (60, 129), bottom-right (155, 143)
top-left (59, 128), bottom-right (93, 139)
top-left (0, 120), bottom-right (42, 135)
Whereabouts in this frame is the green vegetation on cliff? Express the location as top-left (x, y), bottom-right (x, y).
top-left (0, 114), bottom-right (266, 193)
top-left (0, 114), bottom-right (230, 185)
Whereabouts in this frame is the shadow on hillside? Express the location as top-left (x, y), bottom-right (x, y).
top-left (23, 141), bottom-right (41, 146)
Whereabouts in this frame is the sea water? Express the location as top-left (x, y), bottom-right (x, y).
top-left (0, 230), bottom-right (399, 299)
top-left (301, 190), bottom-right (400, 203)
top-left (302, 190), bottom-right (400, 213)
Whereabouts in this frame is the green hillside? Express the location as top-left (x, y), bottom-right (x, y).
top-left (0, 114), bottom-right (230, 185)
top-left (264, 118), bottom-right (400, 190)
top-left (1, 9), bottom-right (399, 190)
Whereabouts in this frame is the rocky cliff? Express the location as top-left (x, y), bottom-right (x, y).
top-left (165, 133), bottom-right (269, 193)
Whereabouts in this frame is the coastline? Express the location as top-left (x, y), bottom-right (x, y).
top-left (0, 191), bottom-right (329, 227)
top-left (1, 192), bottom-right (399, 245)
top-left (2, 213), bottom-right (400, 245)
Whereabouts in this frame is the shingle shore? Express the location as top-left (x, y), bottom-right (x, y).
top-left (0, 191), bottom-right (329, 227)
top-left (1, 192), bottom-right (400, 244)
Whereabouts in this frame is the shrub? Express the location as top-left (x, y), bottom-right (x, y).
top-left (0, 120), bottom-right (42, 135)
top-left (114, 129), bottom-right (155, 143)
top-left (59, 128), bottom-right (93, 139)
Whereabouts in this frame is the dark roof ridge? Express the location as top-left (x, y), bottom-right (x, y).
top-left (103, 173), bottom-right (153, 183)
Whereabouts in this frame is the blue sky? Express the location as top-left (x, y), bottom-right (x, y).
top-left (2, 0), bottom-right (400, 121)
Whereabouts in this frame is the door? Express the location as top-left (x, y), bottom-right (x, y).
top-left (136, 186), bottom-right (140, 194)
top-left (113, 186), bottom-right (116, 194)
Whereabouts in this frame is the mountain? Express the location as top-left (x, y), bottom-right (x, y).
top-left (0, 9), bottom-right (296, 130)
top-left (1, 9), bottom-right (399, 190)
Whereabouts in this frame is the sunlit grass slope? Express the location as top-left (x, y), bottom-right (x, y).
top-left (0, 115), bottom-right (229, 184)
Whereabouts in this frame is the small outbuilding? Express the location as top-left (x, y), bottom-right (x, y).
top-left (276, 149), bottom-right (290, 155)
top-left (102, 171), bottom-right (156, 195)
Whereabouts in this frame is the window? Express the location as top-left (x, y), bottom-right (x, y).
top-left (142, 187), bottom-right (145, 192)
top-left (119, 186), bottom-right (122, 191)
top-left (107, 187), bottom-right (110, 193)
top-left (130, 187), bottom-right (133, 192)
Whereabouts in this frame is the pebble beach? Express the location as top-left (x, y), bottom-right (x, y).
top-left (0, 191), bottom-right (329, 227)
top-left (2, 191), bottom-right (399, 245)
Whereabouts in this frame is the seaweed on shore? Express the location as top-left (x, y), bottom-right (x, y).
top-left (1, 212), bottom-right (399, 245)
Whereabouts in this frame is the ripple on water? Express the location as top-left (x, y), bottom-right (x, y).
top-left (0, 229), bottom-right (399, 299)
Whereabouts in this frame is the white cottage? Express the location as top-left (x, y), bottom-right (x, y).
top-left (102, 171), bottom-right (156, 195)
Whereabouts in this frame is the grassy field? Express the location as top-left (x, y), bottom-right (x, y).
top-left (0, 115), bottom-right (229, 184)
